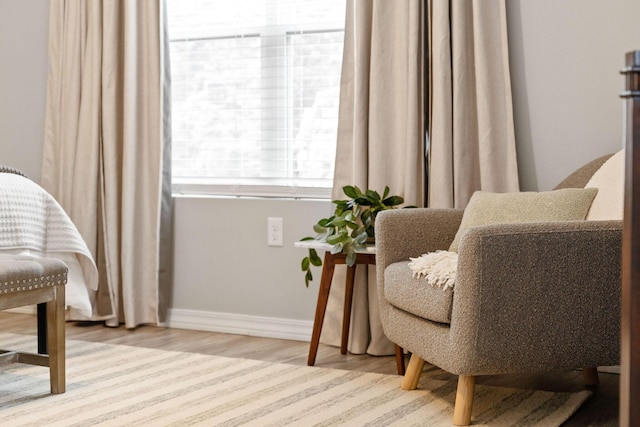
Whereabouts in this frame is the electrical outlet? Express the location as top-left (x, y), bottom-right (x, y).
top-left (267, 217), bottom-right (284, 247)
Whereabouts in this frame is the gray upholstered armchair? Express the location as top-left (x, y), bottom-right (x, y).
top-left (375, 155), bottom-right (621, 425)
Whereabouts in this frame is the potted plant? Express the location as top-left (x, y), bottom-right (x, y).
top-left (300, 185), bottom-right (409, 287)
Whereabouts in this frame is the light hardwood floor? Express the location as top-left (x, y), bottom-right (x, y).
top-left (0, 312), bottom-right (618, 426)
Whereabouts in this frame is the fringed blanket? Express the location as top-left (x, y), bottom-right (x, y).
top-left (408, 250), bottom-right (458, 291)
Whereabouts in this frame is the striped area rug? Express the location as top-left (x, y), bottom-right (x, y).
top-left (0, 334), bottom-right (591, 426)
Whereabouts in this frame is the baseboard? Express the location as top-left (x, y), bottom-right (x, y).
top-left (165, 308), bottom-right (313, 343)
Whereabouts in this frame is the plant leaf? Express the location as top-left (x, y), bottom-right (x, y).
top-left (361, 209), bottom-right (372, 223)
top-left (382, 195), bottom-right (404, 206)
top-left (317, 217), bottom-right (333, 227)
top-left (313, 223), bottom-right (327, 234)
top-left (382, 186), bottom-right (390, 200)
top-left (305, 270), bottom-right (313, 287)
top-left (301, 257), bottom-right (310, 271)
top-left (332, 218), bottom-right (348, 228)
top-left (366, 189), bottom-right (380, 203)
top-left (343, 185), bottom-right (358, 199)
top-left (326, 231), bottom-right (348, 245)
top-left (309, 248), bottom-right (322, 266)
top-left (354, 231), bottom-right (368, 245)
top-left (333, 201), bottom-right (347, 214)
top-left (300, 236), bottom-right (314, 241)
top-left (345, 251), bottom-right (357, 266)
top-left (314, 229), bottom-right (332, 242)
top-left (351, 226), bottom-right (365, 238)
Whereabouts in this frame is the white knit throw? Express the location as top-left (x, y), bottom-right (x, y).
top-left (408, 250), bottom-right (458, 291)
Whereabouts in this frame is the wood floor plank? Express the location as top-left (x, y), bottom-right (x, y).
top-left (0, 311), bottom-right (618, 425)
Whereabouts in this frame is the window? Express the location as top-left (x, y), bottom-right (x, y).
top-left (167, 0), bottom-right (346, 197)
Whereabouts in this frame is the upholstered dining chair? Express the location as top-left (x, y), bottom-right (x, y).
top-left (375, 153), bottom-right (621, 425)
top-left (0, 257), bottom-right (68, 394)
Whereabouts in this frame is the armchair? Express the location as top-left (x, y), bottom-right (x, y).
top-left (375, 155), bottom-right (621, 425)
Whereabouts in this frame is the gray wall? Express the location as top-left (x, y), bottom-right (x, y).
top-left (172, 196), bottom-right (327, 320)
top-left (0, 0), bottom-right (49, 180)
top-left (0, 0), bottom-right (638, 334)
top-left (507, 0), bottom-right (640, 190)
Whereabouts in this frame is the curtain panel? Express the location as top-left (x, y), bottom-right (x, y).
top-left (322, 0), bottom-right (427, 356)
top-left (428, 0), bottom-right (519, 208)
top-left (42, 0), bottom-right (172, 328)
top-left (325, 0), bottom-right (519, 355)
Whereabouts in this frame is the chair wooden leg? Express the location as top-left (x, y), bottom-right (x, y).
top-left (46, 285), bottom-right (65, 394)
top-left (453, 375), bottom-right (475, 426)
top-left (395, 345), bottom-right (405, 375)
top-left (37, 303), bottom-right (47, 354)
top-left (582, 367), bottom-right (599, 386)
top-left (401, 353), bottom-right (424, 390)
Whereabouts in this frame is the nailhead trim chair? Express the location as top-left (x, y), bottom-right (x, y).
top-left (0, 257), bottom-right (68, 394)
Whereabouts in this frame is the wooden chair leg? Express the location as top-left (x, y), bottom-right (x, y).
top-left (395, 345), bottom-right (405, 375)
top-left (582, 367), bottom-right (599, 386)
top-left (37, 303), bottom-right (47, 354)
top-left (453, 375), bottom-right (475, 426)
top-left (46, 285), bottom-right (65, 394)
top-left (401, 353), bottom-right (424, 390)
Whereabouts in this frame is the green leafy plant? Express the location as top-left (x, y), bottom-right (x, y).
top-left (300, 185), bottom-right (409, 287)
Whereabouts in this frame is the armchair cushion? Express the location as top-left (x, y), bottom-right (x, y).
top-left (384, 261), bottom-right (454, 324)
top-left (585, 149), bottom-right (624, 220)
top-left (449, 188), bottom-right (598, 252)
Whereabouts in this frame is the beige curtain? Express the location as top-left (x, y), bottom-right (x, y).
top-left (42, 0), bottom-right (172, 328)
top-left (324, 0), bottom-right (519, 355)
top-left (321, 0), bottom-right (427, 355)
top-left (428, 0), bottom-right (519, 208)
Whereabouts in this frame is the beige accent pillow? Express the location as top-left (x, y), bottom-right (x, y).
top-left (584, 149), bottom-right (624, 220)
top-left (449, 188), bottom-right (598, 252)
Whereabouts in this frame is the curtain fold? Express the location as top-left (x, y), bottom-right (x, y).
top-left (42, 0), bottom-right (172, 328)
top-left (428, 0), bottom-right (519, 208)
top-left (326, 0), bottom-right (519, 355)
top-left (322, 0), bottom-right (427, 356)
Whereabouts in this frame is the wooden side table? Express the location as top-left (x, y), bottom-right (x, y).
top-left (296, 241), bottom-right (406, 375)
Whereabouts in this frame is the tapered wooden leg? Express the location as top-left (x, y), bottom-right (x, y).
top-left (47, 285), bottom-right (65, 394)
top-left (453, 375), bottom-right (475, 426)
top-left (341, 264), bottom-right (357, 354)
top-left (307, 253), bottom-right (336, 366)
top-left (395, 345), bottom-right (405, 375)
top-left (401, 353), bottom-right (425, 390)
top-left (582, 367), bottom-right (599, 386)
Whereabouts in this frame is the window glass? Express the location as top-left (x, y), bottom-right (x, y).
top-left (167, 0), bottom-right (346, 197)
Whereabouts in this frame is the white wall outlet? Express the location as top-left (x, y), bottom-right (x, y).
top-left (267, 217), bottom-right (284, 247)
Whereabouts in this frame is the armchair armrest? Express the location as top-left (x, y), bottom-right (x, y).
top-left (375, 208), bottom-right (464, 271)
top-left (451, 220), bottom-right (622, 373)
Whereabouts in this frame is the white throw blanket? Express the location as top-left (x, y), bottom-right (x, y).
top-left (408, 250), bottom-right (458, 291)
top-left (0, 173), bottom-right (98, 319)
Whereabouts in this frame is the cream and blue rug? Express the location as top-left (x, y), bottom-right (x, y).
top-left (0, 334), bottom-right (591, 426)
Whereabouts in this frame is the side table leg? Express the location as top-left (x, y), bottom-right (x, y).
top-left (341, 264), bottom-right (357, 354)
top-left (308, 252), bottom-right (336, 366)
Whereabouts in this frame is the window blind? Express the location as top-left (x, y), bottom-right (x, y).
top-left (167, 0), bottom-right (346, 197)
